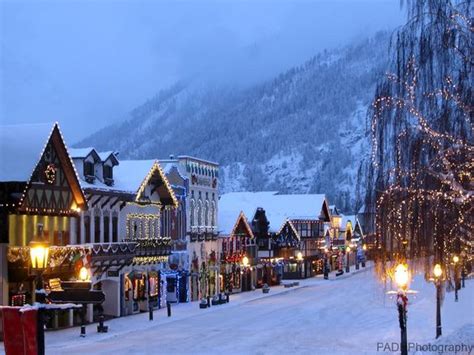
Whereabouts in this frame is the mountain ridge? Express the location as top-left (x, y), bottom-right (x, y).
top-left (76, 31), bottom-right (391, 212)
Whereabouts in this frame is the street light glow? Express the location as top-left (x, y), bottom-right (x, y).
top-left (433, 264), bottom-right (442, 278)
top-left (29, 240), bottom-right (50, 270)
top-left (394, 263), bottom-right (409, 289)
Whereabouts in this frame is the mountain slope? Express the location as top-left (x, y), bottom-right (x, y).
top-left (77, 31), bottom-right (390, 212)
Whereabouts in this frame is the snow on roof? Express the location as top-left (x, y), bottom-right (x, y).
top-left (69, 147), bottom-right (96, 159)
top-left (340, 214), bottom-right (356, 232)
top-left (77, 159), bottom-right (157, 193)
top-left (75, 159), bottom-right (177, 205)
top-left (0, 122), bottom-right (55, 182)
top-left (98, 151), bottom-right (115, 162)
top-left (219, 191), bottom-right (328, 235)
top-left (112, 160), bottom-right (156, 193)
top-left (160, 160), bottom-right (187, 180)
top-left (177, 155), bottom-right (219, 166)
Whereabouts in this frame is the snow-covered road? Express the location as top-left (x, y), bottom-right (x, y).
top-left (2, 266), bottom-right (473, 354)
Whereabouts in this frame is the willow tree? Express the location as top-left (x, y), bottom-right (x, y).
top-left (367, 0), bottom-right (473, 273)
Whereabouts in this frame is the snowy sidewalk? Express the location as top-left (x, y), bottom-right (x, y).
top-left (1, 263), bottom-right (471, 355)
top-left (0, 272), bottom-right (327, 353)
top-left (0, 264), bottom-right (375, 354)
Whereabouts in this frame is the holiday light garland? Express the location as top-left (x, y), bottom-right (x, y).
top-left (368, 0), bottom-right (473, 279)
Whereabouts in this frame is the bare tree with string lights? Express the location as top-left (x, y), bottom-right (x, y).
top-left (367, 0), bottom-right (473, 279)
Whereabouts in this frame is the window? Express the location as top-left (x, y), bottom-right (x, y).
top-left (190, 199), bottom-right (195, 226)
top-left (84, 215), bottom-right (91, 243)
top-left (103, 165), bottom-right (113, 179)
top-left (84, 162), bottom-right (94, 176)
top-left (211, 201), bottom-right (216, 226)
top-left (197, 200), bottom-right (203, 226)
top-left (94, 214), bottom-right (101, 243)
top-left (205, 201), bottom-right (209, 226)
top-left (76, 217), bottom-right (81, 245)
top-left (104, 213), bottom-right (110, 243)
top-left (112, 213), bottom-right (118, 242)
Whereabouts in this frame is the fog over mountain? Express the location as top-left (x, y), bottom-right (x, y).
top-left (1, 1), bottom-right (403, 142)
top-left (77, 32), bottom-right (391, 212)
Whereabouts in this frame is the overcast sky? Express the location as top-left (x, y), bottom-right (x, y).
top-left (0, 0), bottom-right (404, 142)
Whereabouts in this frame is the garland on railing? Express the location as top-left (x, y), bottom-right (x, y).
top-left (7, 246), bottom-right (91, 269)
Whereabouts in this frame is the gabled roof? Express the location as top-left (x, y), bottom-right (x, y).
top-left (69, 147), bottom-right (101, 162)
top-left (339, 214), bottom-right (364, 238)
top-left (277, 219), bottom-right (300, 240)
top-left (228, 211), bottom-right (254, 238)
top-left (0, 122), bottom-right (56, 182)
top-left (219, 191), bottom-right (330, 234)
top-left (98, 151), bottom-right (119, 165)
top-left (159, 160), bottom-right (188, 181)
top-left (78, 159), bottom-right (177, 207)
top-left (340, 215), bottom-right (356, 232)
top-left (0, 122), bottom-right (87, 212)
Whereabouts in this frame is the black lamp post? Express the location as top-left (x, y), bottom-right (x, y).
top-left (29, 237), bottom-right (50, 355)
top-left (433, 263), bottom-right (443, 339)
top-left (323, 248), bottom-right (329, 280)
top-left (453, 256), bottom-right (459, 302)
top-left (362, 244), bottom-right (367, 267)
top-left (394, 263), bottom-right (409, 355)
top-left (345, 246), bottom-right (350, 273)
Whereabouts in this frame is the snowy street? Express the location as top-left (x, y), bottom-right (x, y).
top-left (3, 266), bottom-right (472, 355)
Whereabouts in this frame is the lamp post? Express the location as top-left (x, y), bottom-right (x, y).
top-left (433, 263), bottom-right (443, 339)
top-left (362, 244), bottom-right (367, 267)
top-left (29, 239), bottom-right (50, 302)
top-left (345, 246), bottom-right (350, 273)
top-left (355, 244), bottom-right (360, 270)
top-left (460, 251), bottom-right (466, 288)
top-left (394, 263), bottom-right (409, 355)
top-left (242, 256), bottom-right (249, 292)
top-left (453, 256), bottom-right (459, 302)
top-left (29, 237), bottom-right (50, 355)
top-left (323, 247), bottom-right (329, 280)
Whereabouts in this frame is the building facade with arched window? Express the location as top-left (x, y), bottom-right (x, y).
top-left (160, 156), bottom-right (220, 302)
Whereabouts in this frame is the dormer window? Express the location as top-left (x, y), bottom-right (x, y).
top-left (84, 161), bottom-right (95, 183)
top-left (103, 164), bottom-right (114, 186)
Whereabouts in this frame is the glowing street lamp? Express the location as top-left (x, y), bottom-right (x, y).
top-left (29, 237), bottom-right (50, 355)
top-left (29, 237), bottom-right (50, 304)
top-left (296, 252), bottom-right (303, 261)
top-left (433, 263), bottom-right (443, 339)
top-left (452, 256), bottom-right (459, 302)
top-left (29, 240), bottom-right (50, 270)
top-left (242, 256), bottom-right (249, 268)
top-left (394, 263), bottom-right (409, 355)
top-left (394, 263), bottom-right (409, 290)
top-left (79, 266), bottom-right (90, 282)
